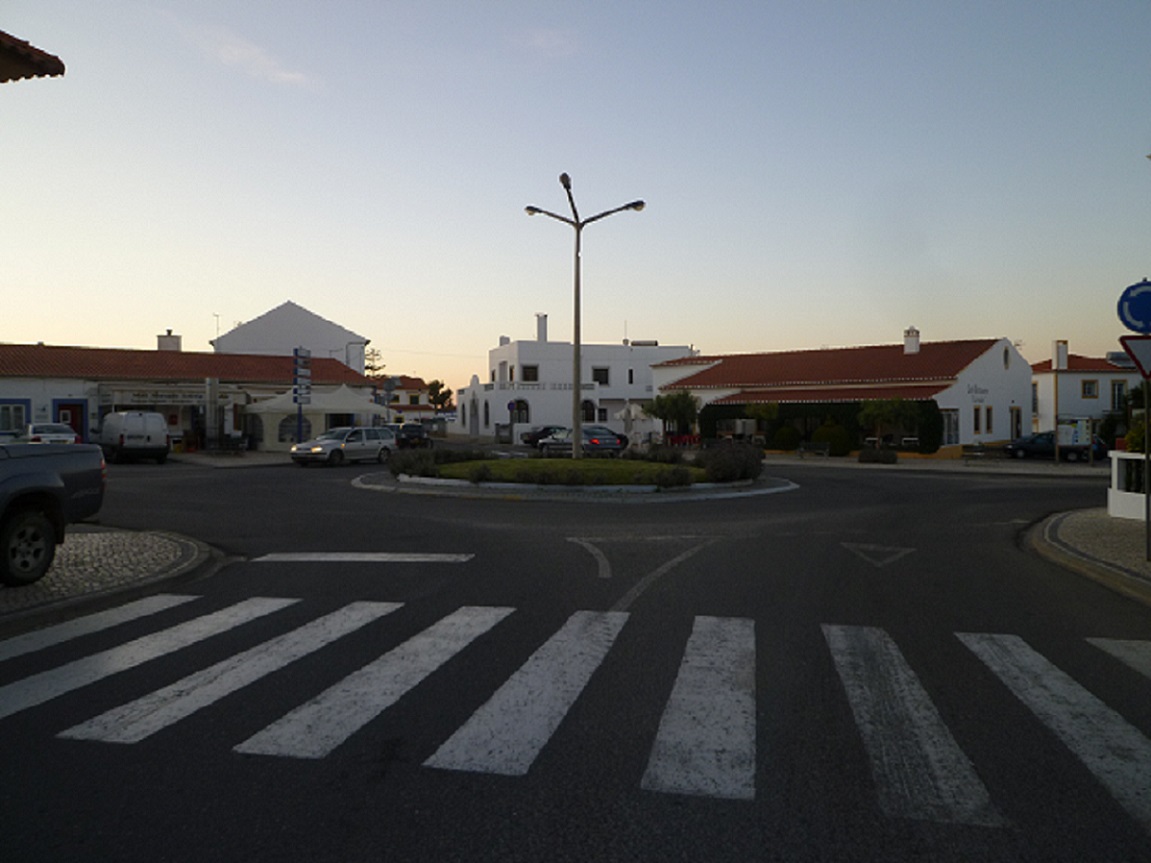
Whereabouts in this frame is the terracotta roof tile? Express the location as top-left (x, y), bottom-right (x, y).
top-left (0, 30), bottom-right (65, 82)
top-left (1031, 354), bottom-right (1135, 373)
top-left (711, 383), bottom-right (949, 405)
top-left (660, 339), bottom-right (999, 390)
top-left (0, 343), bottom-right (373, 387)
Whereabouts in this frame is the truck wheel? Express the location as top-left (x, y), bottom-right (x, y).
top-left (0, 508), bottom-right (58, 586)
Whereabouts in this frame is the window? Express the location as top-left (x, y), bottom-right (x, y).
top-left (1081, 379), bottom-right (1098, 399)
top-left (973, 406), bottom-right (981, 434)
top-left (597, 408), bottom-right (608, 422)
top-left (581, 400), bottom-right (596, 422)
top-left (628, 368), bottom-right (634, 385)
top-left (1112, 380), bottom-right (1128, 411)
top-left (985, 406), bottom-right (993, 434)
top-left (483, 401), bottom-right (490, 427)
top-left (409, 394), bottom-right (420, 406)
top-left (277, 415), bottom-right (310, 443)
top-left (1031, 382), bottom-right (1038, 413)
top-left (941, 410), bottom-right (959, 445)
top-left (0, 402), bottom-right (27, 433)
top-left (591, 367), bottom-right (609, 385)
top-left (522, 365), bottom-right (539, 382)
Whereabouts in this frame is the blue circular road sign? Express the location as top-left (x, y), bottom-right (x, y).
top-left (1119, 279), bottom-right (1151, 333)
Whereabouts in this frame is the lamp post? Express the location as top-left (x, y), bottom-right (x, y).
top-left (526, 173), bottom-right (644, 458)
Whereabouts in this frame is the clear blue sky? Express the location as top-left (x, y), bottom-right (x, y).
top-left (3, 1), bottom-right (1149, 389)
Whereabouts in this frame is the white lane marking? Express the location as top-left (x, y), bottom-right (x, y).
top-left (641, 616), bottom-right (756, 800)
top-left (611, 540), bottom-right (719, 613)
top-left (1088, 638), bottom-right (1151, 681)
top-left (235, 605), bottom-right (514, 759)
top-left (566, 538), bottom-right (612, 579)
top-left (60, 602), bottom-right (401, 744)
top-left (0, 598), bottom-right (297, 721)
top-left (0, 595), bottom-right (199, 663)
top-left (959, 632), bottom-right (1151, 834)
top-left (424, 610), bottom-right (629, 776)
top-left (252, 553), bottom-right (473, 563)
top-left (841, 543), bottom-right (916, 568)
top-left (824, 625), bottom-right (1005, 826)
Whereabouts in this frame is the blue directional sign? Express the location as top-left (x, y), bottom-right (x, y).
top-left (1118, 279), bottom-right (1151, 333)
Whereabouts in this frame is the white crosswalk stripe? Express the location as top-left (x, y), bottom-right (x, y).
top-left (959, 632), bottom-right (1151, 834)
top-left (0, 594), bottom-right (199, 663)
top-left (59, 601), bottom-right (400, 744)
top-left (424, 610), bottom-right (629, 775)
top-left (0, 598), bottom-right (297, 720)
top-left (641, 616), bottom-right (756, 800)
top-left (234, 605), bottom-right (514, 759)
top-left (823, 625), bottom-right (1006, 826)
top-left (2, 597), bottom-right (1150, 826)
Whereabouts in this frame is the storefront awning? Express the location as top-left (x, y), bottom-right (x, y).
top-left (710, 383), bottom-right (949, 405)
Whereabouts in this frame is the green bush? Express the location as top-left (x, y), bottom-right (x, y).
top-left (771, 425), bottom-right (801, 451)
top-left (466, 462), bottom-right (493, 483)
top-left (812, 423), bottom-right (852, 457)
top-left (388, 450), bottom-right (438, 477)
top-left (656, 465), bottom-right (693, 488)
top-left (695, 442), bottom-right (764, 482)
top-left (624, 445), bottom-right (685, 464)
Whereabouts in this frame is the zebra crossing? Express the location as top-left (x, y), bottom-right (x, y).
top-left (1, 594), bottom-right (1149, 832)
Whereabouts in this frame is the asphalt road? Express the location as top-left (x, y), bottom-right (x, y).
top-left (3, 461), bottom-right (1149, 862)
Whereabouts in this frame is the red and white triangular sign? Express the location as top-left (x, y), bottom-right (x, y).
top-left (1120, 335), bottom-right (1151, 379)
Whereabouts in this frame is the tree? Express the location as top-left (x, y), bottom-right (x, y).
top-left (858, 398), bottom-right (919, 446)
top-left (644, 391), bottom-right (699, 436)
top-left (364, 347), bottom-right (385, 376)
top-left (427, 380), bottom-right (453, 414)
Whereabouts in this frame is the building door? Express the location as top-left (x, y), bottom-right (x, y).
top-left (54, 400), bottom-right (87, 440)
top-left (1010, 406), bottom-right (1022, 441)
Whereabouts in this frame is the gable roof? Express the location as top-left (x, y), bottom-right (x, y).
top-left (211, 300), bottom-right (365, 349)
top-left (0, 343), bottom-right (372, 387)
top-left (659, 339), bottom-right (1000, 404)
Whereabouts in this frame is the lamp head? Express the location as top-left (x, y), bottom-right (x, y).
top-left (525, 206), bottom-right (541, 216)
top-left (627, 200), bottom-right (646, 212)
top-left (559, 173), bottom-right (572, 190)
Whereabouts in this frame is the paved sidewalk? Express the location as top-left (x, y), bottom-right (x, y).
top-left (1, 449), bottom-right (1147, 631)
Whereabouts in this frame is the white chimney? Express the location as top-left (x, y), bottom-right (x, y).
top-left (536, 313), bottom-right (548, 342)
top-left (157, 329), bottom-right (182, 351)
top-left (1053, 339), bottom-right (1068, 371)
top-left (903, 326), bottom-right (920, 355)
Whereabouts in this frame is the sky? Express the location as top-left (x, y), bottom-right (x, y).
top-left (3, 1), bottom-right (1149, 391)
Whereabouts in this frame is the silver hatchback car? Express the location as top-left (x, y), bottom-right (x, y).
top-left (290, 426), bottom-right (396, 466)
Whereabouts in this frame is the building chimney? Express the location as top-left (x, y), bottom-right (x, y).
top-left (157, 329), bottom-right (182, 351)
top-left (903, 326), bottom-right (920, 355)
top-left (536, 313), bottom-right (548, 342)
top-left (1053, 339), bottom-right (1068, 371)
top-left (499, 335), bottom-right (510, 346)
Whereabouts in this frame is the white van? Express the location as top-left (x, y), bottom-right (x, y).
top-left (97, 411), bottom-right (170, 463)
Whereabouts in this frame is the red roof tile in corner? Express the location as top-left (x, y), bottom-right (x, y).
top-left (661, 339), bottom-right (999, 390)
top-left (0, 344), bottom-right (373, 387)
top-left (0, 31), bottom-right (65, 82)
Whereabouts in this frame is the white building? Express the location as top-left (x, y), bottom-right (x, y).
top-left (1030, 341), bottom-right (1139, 432)
top-left (211, 301), bottom-right (370, 374)
top-left (653, 327), bottom-right (1032, 450)
top-left (452, 314), bottom-right (696, 442)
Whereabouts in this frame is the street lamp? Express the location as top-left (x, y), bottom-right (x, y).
top-left (526, 173), bottom-right (645, 458)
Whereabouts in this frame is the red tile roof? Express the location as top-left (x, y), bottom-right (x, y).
top-left (0, 31), bottom-right (65, 82)
top-left (0, 343), bottom-right (373, 387)
top-left (659, 339), bottom-right (999, 392)
top-left (1031, 354), bottom-right (1135, 373)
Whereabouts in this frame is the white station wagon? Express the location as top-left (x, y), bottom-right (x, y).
top-left (290, 426), bottom-right (396, 466)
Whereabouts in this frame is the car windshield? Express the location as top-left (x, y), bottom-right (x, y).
top-left (35, 424), bottom-right (75, 434)
top-left (315, 429), bottom-right (350, 441)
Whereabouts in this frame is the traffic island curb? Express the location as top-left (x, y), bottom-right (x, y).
top-left (1028, 512), bottom-right (1151, 609)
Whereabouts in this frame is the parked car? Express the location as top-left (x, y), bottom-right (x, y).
top-left (520, 425), bottom-right (566, 448)
top-left (0, 442), bottom-right (105, 585)
top-left (97, 411), bottom-right (170, 464)
top-left (19, 422), bottom-right (82, 444)
top-left (290, 426), bottom-right (396, 466)
top-left (583, 424), bottom-right (629, 449)
top-left (539, 427), bottom-right (625, 457)
top-left (1003, 431), bottom-right (1107, 462)
top-left (396, 423), bottom-right (434, 449)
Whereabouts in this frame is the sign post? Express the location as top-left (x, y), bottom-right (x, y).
top-left (293, 347), bottom-right (311, 444)
top-left (1117, 280), bottom-right (1151, 560)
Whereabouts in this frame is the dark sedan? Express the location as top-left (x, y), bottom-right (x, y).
top-left (1003, 431), bottom-right (1107, 462)
top-left (520, 425), bottom-right (566, 448)
top-left (539, 427), bottom-right (624, 457)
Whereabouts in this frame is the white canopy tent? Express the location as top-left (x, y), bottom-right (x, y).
top-left (247, 384), bottom-right (387, 451)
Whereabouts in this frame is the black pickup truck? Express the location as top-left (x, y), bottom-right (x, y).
top-left (0, 443), bottom-right (106, 586)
